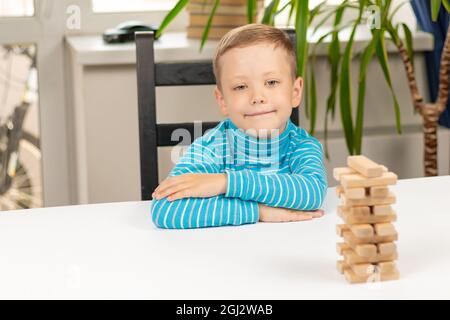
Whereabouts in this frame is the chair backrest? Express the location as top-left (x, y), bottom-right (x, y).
top-left (135, 28), bottom-right (299, 201)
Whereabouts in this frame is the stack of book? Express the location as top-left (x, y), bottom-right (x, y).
top-left (187, 0), bottom-right (264, 39)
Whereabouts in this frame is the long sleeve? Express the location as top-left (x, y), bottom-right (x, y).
top-left (224, 138), bottom-right (328, 210)
top-left (151, 139), bottom-right (259, 229)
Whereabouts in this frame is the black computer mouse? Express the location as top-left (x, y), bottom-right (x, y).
top-left (103, 21), bottom-right (159, 43)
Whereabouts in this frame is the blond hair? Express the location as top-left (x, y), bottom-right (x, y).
top-left (212, 23), bottom-right (297, 91)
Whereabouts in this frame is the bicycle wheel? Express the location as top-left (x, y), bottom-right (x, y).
top-left (0, 132), bottom-right (42, 211)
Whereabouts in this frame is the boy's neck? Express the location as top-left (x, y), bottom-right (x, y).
top-left (227, 118), bottom-right (290, 140)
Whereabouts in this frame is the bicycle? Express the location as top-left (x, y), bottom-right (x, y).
top-left (0, 44), bottom-right (42, 211)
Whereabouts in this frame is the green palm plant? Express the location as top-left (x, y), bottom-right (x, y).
top-left (156, 0), bottom-right (450, 176)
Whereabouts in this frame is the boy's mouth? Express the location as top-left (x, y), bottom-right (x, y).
top-left (245, 110), bottom-right (276, 117)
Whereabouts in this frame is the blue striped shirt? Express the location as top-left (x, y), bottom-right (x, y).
top-left (151, 118), bottom-right (328, 229)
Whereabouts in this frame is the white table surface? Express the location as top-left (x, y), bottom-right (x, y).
top-left (1, 176), bottom-right (449, 299)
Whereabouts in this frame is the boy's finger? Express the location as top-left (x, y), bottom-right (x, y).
top-left (294, 213), bottom-right (313, 221)
top-left (167, 189), bottom-right (189, 201)
top-left (308, 210), bottom-right (325, 218)
top-left (153, 178), bottom-right (183, 196)
top-left (155, 184), bottom-right (187, 200)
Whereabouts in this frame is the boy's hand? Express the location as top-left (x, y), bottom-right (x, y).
top-left (258, 204), bottom-right (324, 222)
top-left (152, 173), bottom-right (227, 201)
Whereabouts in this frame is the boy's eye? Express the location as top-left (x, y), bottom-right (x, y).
top-left (266, 80), bottom-right (279, 86)
top-left (234, 85), bottom-right (246, 91)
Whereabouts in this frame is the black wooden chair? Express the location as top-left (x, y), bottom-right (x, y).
top-left (135, 28), bottom-right (299, 201)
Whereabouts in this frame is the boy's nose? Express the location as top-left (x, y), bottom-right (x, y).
top-left (251, 96), bottom-right (266, 105)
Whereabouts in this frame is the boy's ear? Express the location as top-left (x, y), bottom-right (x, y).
top-left (214, 86), bottom-right (229, 116)
top-left (291, 76), bottom-right (304, 109)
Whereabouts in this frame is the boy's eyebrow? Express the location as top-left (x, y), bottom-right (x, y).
top-left (232, 71), bottom-right (278, 79)
top-left (261, 71), bottom-right (278, 76)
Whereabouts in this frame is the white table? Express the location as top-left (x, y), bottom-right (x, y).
top-left (1, 176), bottom-right (450, 299)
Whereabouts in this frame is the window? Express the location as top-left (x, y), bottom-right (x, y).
top-left (92, 0), bottom-right (178, 13)
top-left (0, 0), bottom-right (34, 17)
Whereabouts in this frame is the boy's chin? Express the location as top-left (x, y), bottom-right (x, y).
top-left (242, 122), bottom-right (286, 139)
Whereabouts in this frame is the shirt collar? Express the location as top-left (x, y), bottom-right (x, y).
top-left (224, 118), bottom-right (294, 165)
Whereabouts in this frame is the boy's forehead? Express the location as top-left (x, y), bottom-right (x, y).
top-left (220, 45), bottom-right (290, 78)
top-left (224, 43), bottom-right (284, 60)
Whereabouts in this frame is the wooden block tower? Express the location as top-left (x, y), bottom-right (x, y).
top-left (334, 155), bottom-right (400, 284)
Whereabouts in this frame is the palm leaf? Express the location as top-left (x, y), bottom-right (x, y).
top-left (277, 0), bottom-right (293, 16)
top-left (155, 0), bottom-right (190, 39)
top-left (327, 3), bottom-right (346, 121)
top-left (388, 0), bottom-right (409, 21)
top-left (339, 24), bottom-right (358, 155)
top-left (354, 30), bottom-right (380, 154)
top-left (312, 0), bottom-right (356, 35)
top-left (247, 0), bottom-right (258, 23)
top-left (309, 57), bottom-right (318, 135)
top-left (309, 1), bottom-right (328, 24)
top-left (262, 0), bottom-right (280, 25)
top-left (200, 0), bottom-right (220, 51)
top-left (401, 22), bottom-right (414, 67)
top-left (324, 4), bottom-right (346, 158)
top-left (295, 0), bottom-right (309, 79)
top-left (431, 0), bottom-right (442, 21)
top-left (443, 0), bottom-right (450, 12)
top-left (287, 0), bottom-right (297, 26)
top-left (375, 33), bottom-right (402, 134)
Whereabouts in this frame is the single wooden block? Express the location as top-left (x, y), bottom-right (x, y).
top-left (333, 167), bottom-right (357, 181)
top-left (349, 206), bottom-right (371, 217)
top-left (339, 261), bottom-right (398, 278)
top-left (347, 155), bottom-right (383, 178)
top-left (337, 260), bottom-right (346, 274)
top-left (378, 242), bottom-right (397, 255)
top-left (340, 237), bottom-right (378, 258)
top-left (338, 206), bottom-right (397, 225)
top-left (341, 191), bottom-right (396, 207)
top-left (351, 263), bottom-right (376, 276)
top-left (355, 244), bottom-right (378, 258)
top-left (378, 261), bottom-right (397, 274)
top-left (336, 224), bottom-right (350, 237)
top-left (336, 185), bottom-right (344, 197)
top-left (343, 248), bottom-right (398, 264)
top-left (350, 224), bottom-right (374, 238)
top-left (344, 267), bottom-right (400, 284)
top-left (370, 186), bottom-right (389, 198)
top-left (343, 230), bottom-right (398, 245)
top-left (335, 165), bottom-right (389, 182)
top-left (339, 261), bottom-right (375, 277)
top-left (337, 242), bottom-right (351, 255)
top-left (341, 171), bottom-right (398, 189)
top-left (375, 223), bottom-right (397, 237)
top-left (372, 205), bottom-right (393, 216)
top-left (343, 187), bottom-right (366, 199)
top-left (342, 233), bottom-right (390, 258)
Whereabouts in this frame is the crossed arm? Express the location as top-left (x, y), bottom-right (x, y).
top-left (151, 139), bottom-right (327, 229)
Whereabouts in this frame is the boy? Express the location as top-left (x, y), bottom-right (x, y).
top-left (151, 24), bottom-right (328, 229)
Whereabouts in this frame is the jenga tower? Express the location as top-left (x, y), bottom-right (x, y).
top-left (334, 155), bottom-right (400, 284)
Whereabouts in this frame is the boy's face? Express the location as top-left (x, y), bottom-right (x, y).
top-left (214, 42), bottom-right (303, 138)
